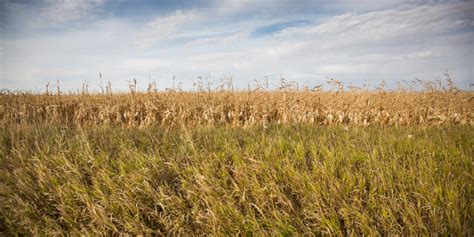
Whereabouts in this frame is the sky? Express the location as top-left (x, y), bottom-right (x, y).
top-left (0, 0), bottom-right (473, 92)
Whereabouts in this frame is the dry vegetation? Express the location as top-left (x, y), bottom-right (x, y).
top-left (1, 125), bottom-right (473, 235)
top-left (1, 90), bottom-right (473, 128)
top-left (0, 78), bottom-right (473, 235)
top-left (2, 74), bottom-right (472, 128)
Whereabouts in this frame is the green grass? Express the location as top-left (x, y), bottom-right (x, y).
top-left (1, 124), bottom-right (472, 235)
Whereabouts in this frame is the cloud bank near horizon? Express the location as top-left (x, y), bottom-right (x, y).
top-left (1, 0), bottom-right (473, 92)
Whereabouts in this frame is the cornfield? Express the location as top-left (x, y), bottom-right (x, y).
top-left (1, 83), bottom-right (473, 235)
top-left (1, 90), bottom-right (473, 128)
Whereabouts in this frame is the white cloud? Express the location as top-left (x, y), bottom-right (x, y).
top-left (254, 2), bottom-right (474, 84)
top-left (1, 1), bottom-right (473, 91)
top-left (317, 64), bottom-right (371, 74)
top-left (135, 10), bottom-right (200, 49)
top-left (39, 0), bottom-right (105, 24)
top-left (1, 0), bottom-right (106, 30)
top-left (185, 32), bottom-right (247, 47)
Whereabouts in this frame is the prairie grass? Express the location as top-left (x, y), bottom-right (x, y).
top-left (1, 124), bottom-right (472, 235)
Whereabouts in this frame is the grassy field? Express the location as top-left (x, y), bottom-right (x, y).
top-left (1, 124), bottom-right (472, 235)
top-left (0, 90), bottom-right (473, 235)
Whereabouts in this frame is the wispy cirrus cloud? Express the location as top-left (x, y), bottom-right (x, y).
top-left (135, 10), bottom-right (201, 49)
top-left (1, 0), bottom-right (106, 31)
top-left (39, 0), bottom-right (105, 24)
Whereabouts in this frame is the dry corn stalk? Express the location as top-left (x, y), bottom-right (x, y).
top-left (1, 90), bottom-right (472, 128)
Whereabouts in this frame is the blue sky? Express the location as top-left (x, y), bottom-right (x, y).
top-left (1, 0), bottom-right (473, 92)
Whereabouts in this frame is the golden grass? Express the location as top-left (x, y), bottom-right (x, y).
top-left (1, 125), bottom-right (472, 235)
